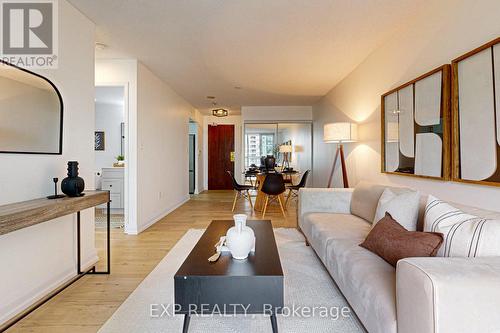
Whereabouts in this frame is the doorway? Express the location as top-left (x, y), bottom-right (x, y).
top-left (94, 85), bottom-right (128, 231)
top-left (189, 134), bottom-right (196, 194)
top-left (208, 124), bottom-right (235, 190)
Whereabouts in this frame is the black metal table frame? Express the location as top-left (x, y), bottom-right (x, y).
top-left (1, 200), bottom-right (111, 332)
top-left (182, 311), bottom-right (279, 333)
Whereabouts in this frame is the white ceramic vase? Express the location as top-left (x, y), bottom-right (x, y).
top-left (226, 214), bottom-right (255, 260)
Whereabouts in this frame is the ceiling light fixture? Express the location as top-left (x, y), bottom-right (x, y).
top-left (212, 108), bottom-right (228, 117)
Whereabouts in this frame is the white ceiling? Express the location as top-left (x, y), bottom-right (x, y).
top-left (69, 0), bottom-right (426, 114)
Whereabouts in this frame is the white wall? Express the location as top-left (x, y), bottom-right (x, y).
top-left (0, 0), bottom-right (96, 325)
top-left (95, 102), bottom-right (124, 171)
top-left (95, 59), bottom-right (137, 234)
top-left (190, 109), bottom-right (205, 193)
top-left (135, 63), bottom-right (194, 233)
top-left (242, 105), bottom-right (312, 121)
top-left (203, 115), bottom-right (243, 188)
top-left (313, 0), bottom-right (500, 211)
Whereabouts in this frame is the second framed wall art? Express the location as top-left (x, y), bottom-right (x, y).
top-left (452, 37), bottom-right (500, 187)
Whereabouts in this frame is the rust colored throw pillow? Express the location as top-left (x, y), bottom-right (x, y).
top-left (360, 212), bottom-right (444, 267)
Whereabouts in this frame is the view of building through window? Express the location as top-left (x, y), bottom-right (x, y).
top-left (245, 133), bottom-right (275, 167)
top-left (244, 122), bottom-right (312, 173)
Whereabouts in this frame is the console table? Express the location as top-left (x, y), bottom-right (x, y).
top-left (0, 190), bottom-right (111, 331)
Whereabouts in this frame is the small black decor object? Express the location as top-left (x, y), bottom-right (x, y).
top-left (61, 161), bottom-right (85, 197)
top-left (264, 155), bottom-right (276, 173)
top-left (47, 177), bottom-right (65, 199)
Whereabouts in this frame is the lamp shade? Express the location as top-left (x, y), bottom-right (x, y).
top-left (323, 122), bottom-right (358, 143)
top-left (279, 145), bottom-right (293, 153)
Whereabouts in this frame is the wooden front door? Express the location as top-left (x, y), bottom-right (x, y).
top-left (208, 124), bottom-right (235, 190)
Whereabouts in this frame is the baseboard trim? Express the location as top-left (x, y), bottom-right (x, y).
top-left (0, 255), bottom-right (99, 329)
top-left (126, 195), bottom-right (190, 235)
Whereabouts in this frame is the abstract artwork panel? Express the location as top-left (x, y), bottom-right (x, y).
top-left (384, 92), bottom-right (399, 172)
top-left (415, 71), bottom-right (442, 126)
top-left (453, 37), bottom-right (500, 186)
top-left (382, 65), bottom-right (450, 180)
top-left (495, 43), bottom-right (500, 147)
top-left (415, 133), bottom-right (442, 177)
top-left (398, 85), bottom-right (414, 158)
top-left (457, 48), bottom-right (496, 180)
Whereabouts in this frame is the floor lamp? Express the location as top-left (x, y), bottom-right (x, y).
top-left (279, 144), bottom-right (293, 171)
top-left (324, 122), bottom-right (358, 188)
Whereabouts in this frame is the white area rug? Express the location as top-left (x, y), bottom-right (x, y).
top-left (98, 228), bottom-right (365, 333)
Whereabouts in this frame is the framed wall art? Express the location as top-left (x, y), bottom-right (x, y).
top-left (381, 64), bottom-right (451, 180)
top-left (452, 37), bottom-right (500, 186)
top-left (95, 131), bottom-right (105, 151)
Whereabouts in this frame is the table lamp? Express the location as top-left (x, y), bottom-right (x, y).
top-left (279, 145), bottom-right (293, 171)
top-left (324, 122), bottom-right (358, 188)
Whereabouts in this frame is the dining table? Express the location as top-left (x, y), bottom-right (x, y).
top-left (253, 171), bottom-right (300, 212)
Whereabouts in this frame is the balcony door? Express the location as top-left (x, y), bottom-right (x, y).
top-left (244, 122), bottom-right (312, 180)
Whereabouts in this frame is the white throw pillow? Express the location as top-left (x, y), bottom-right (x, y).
top-left (424, 195), bottom-right (500, 257)
top-left (373, 188), bottom-right (420, 231)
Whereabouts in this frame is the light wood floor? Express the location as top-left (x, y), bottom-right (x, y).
top-left (7, 190), bottom-right (298, 333)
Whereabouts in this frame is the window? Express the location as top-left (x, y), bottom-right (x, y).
top-left (244, 122), bottom-right (313, 173)
top-left (244, 132), bottom-right (275, 167)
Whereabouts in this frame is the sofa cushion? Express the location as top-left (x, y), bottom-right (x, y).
top-left (351, 182), bottom-right (416, 223)
top-left (326, 238), bottom-right (397, 333)
top-left (373, 188), bottom-right (420, 230)
top-left (303, 212), bottom-right (370, 262)
top-left (361, 212), bottom-right (444, 266)
top-left (351, 182), bottom-right (387, 222)
top-left (424, 195), bottom-right (500, 257)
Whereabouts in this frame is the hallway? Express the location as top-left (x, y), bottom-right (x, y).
top-left (8, 191), bottom-right (298, 332)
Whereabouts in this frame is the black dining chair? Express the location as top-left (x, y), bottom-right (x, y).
top-left (261, 173), bottom-right (286, 218)
top-left (227, 171), bottom-right (254, 211)
top-left (285, 170), bottom-right (310, 208)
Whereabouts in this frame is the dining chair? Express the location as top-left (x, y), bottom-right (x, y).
top-left (227, 171), bottom-right (254, 211)
top-left (261, 173), bottom-right (286, 218)
top-left (285, 170), bottom-right (310, 208)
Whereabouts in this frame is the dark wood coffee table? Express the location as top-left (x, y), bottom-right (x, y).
top-left (174, 220), bottom-right (284, 332)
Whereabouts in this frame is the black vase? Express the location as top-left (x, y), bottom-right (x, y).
top-left (61, 161), bottom-right (85, 197)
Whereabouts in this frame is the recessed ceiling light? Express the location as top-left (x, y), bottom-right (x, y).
top-left (212, 109), bottom-right (228, 117)
top-left (206, 96), bottom-right (216, 99)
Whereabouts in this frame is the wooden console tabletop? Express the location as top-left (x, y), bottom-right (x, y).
top-left (0, 190), bottom-right (109, 236)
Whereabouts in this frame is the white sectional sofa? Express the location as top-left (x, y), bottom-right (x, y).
top-left (298, 183), bottom-right (500, 333)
